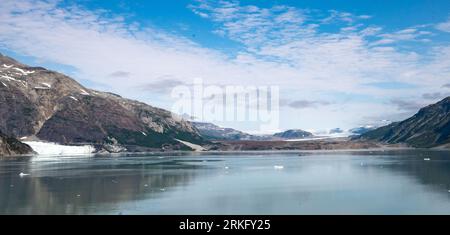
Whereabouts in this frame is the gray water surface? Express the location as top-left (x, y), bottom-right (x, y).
top-left (1, 150), bottom-right (450, 214)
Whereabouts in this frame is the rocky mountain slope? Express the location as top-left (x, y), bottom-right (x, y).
top-left (191, 122), bottom-right (256, 140)
top-left (0, 53), bottom-right (205, 152)
top-left (0, 131), bottom-right (34, 156)
top-left (273, 129), bottom-right (313, 139)
top-left (359, 97), bottom-right (450, 148)
top-left (349, 126), bottom-right (376, 135)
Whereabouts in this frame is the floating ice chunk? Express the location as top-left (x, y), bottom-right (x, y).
top-left (224, 166), bottom-right (229, 169)
top-left (274, 165), bottom-right (284, 170)
top-left (142, 132), bottom-right (147, 136)
top-left (144, 184), bottom-right (148, 187)
top-left (19, 172), bottom-right (30, 177)
top-left (160, 188), bottom-right (166, 191)
top-left (424, 158), bottom-right (431, 161)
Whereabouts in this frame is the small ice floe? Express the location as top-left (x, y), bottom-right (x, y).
top-left (424, 158), bottom-right (431, 161)
top-left (274, 165), bottom-right (284, 170)
top-left (360, 162), bottom-right (364, 166)
top-left (224, 166), bottom-right (229, 170)
top-left (144, 184), bottom-right (148, 187)
top-left (19, 172), bottom-right (30, 177)
top-left (160, 188), bottom-right (166, 192)
top-left (141, 132), bottom-right (147, 136)
top-left (76, 194), bottom-right (81, 197)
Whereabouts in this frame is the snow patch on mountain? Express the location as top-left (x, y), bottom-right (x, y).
top-left (13, 67), bottom-right (35, 75)
top-left (80, 89), bottom-right (90, 95)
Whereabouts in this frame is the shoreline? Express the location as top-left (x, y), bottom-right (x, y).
top-left (4, 145), bottom-right (446, 159)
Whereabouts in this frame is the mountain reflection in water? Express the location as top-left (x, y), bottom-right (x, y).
top-left (0, 150), bottom-right (450, 215)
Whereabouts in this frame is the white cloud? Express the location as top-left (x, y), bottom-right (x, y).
top-left (0, 0), bottom-right (449, 130)
top-left (436, 17), bottom-right (450, 32)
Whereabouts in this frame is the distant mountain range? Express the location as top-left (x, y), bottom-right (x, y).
top-left (192, 122), bottom-right (315, 141)
top-left (359, 97), bottom-right (450, 148)
top-left (349, 126), bottom-right (376, 135)
top-left (0, 53), bottom-right (205, 154)
top-left (191, 122), bottom-right (256, 140)
top-left (2, 52), bottom-right (448, 155)
top-left (273, 129), bottom-right (313, 139)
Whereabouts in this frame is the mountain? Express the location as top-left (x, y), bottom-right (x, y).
top-left (273, 129), bottom-right (313, 139)
top-left (191, 122), bottom-right (255, 140)
top-left (0, 131), bottom-right (34, 156)
top-left (0, 53), bottom-right (205, 152)
top-left (349, 126), bottom-right (376, 135)
top-left (359, 97), bottom-right (450, 148)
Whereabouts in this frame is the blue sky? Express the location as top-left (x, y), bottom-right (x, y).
top-left (1, 0), bottom-right (450, 133)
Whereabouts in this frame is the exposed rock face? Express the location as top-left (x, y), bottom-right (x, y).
top-left (0, 131), bottom-right (34, 156)
top-left (360, 97), bottom-right (450, 148)
top-left (0, 53), bottom-right (205, 151)
top-left (273, 129), bottom-right (313, 139)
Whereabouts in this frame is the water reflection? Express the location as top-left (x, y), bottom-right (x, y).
top-left (0, 156), bottom-right (216, 214)
top-left (0, 150), bottom-right (450, 214)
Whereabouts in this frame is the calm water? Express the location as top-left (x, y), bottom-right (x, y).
top-left (1, 150), bottom-right (450, 215)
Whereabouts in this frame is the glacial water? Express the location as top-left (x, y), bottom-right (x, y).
top-left (1, 150), bottom-right (450, 215)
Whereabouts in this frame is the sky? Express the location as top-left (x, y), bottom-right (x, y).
top-left (1, 0), bottom-right (450, 134)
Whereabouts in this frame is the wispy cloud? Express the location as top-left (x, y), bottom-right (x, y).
top-left (285, 100), bottom-right (331, 109)
top-left (1, 0), bottom-right (450, 130)
top-left (422, 92), bottom-right (449, 100)
top-left (389, 99), bottom-right (424, 112)
top-left (371, 28), bottom-right (432, 46)
top-left (108, 71), bottom-right (130, 78)
top-left (436, 16), bottom-right (450, 32)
